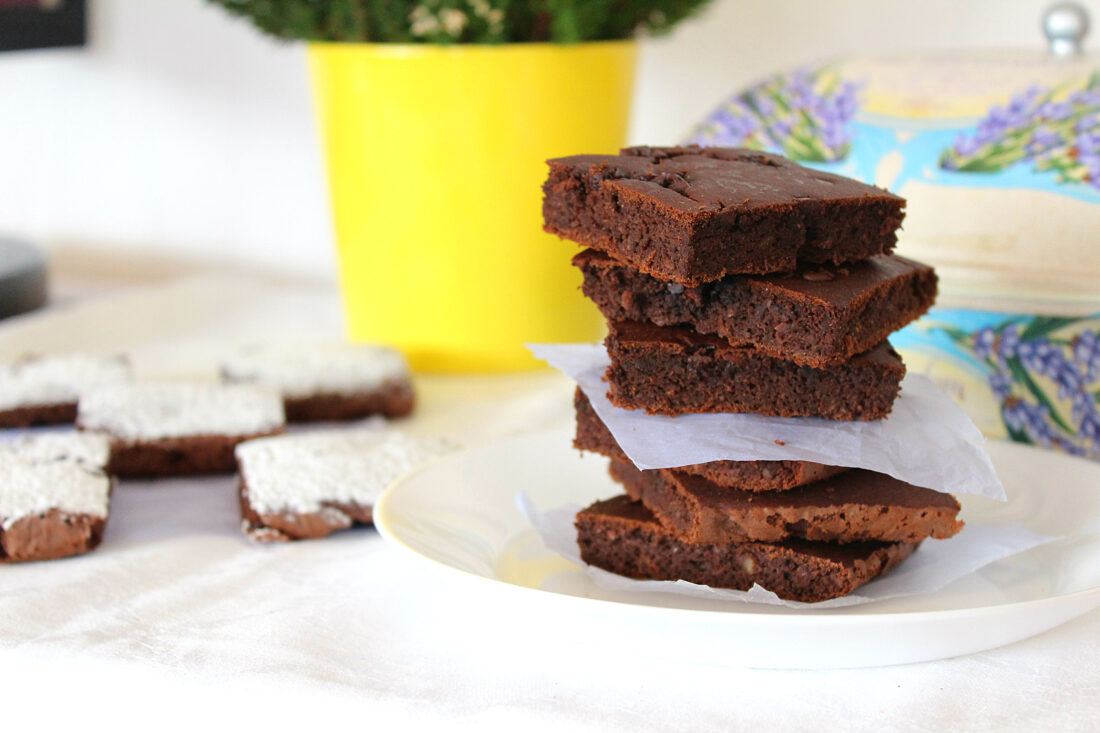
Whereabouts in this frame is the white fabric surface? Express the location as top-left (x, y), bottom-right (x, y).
top-left (1, 275), bottom-right (1098, 731)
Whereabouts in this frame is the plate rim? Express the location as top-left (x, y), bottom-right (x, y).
top-left (375, 429), bottom-right (1100, 625)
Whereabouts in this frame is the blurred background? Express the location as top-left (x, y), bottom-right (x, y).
top-left (4, 0), bottom-right (1099, 454)
top-left (1, 0), bottom-right (1093, 284)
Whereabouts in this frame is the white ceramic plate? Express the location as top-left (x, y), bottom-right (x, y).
top-left (375, 430), bottom-right (1100, 669)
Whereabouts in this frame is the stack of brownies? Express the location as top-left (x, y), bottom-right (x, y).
top-left (542, 145), bottom-right (964, 602)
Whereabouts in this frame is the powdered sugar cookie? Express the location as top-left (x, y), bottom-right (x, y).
top-left (236, 427), bottom-right (450, 542)
top-left (220, 342), bottom-right (414, 423)
top-left (78, 382), bottom-right (285, 477)
top-left (0, 432), bottom-right (112, 562)
top-left (0, 353), bottom-right (130, 428)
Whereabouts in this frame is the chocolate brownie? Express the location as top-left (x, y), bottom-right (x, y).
top-left (575, 495), bottom-right (919, 602)
top-left (573, 388), bottom-right (846, 491)
top-left (0, 353), bottom-right (130, 428)
top-left (77, 382), bottom-right (286, 477)
top-left (543, 146), bottom-right (905, 285)
top-left (605, 320), bottom-right (905, 420)
top-left (236, 428), bottom-right (451, 542)
top-left (220, 342), bottom-right (415, 423)
top-left (106, 433), bottom-right (284, 477)
top-left (281, 386), bottom-right (413, 423)
top-left (609, 458), bottom-right (962, 544)
top-left (0, 433), bottom-right (112, 562)
top-left (575, 249), bottom-right (937, 367)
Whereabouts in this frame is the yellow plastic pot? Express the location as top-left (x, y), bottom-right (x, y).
top-left (309, 41), bottom-right (637, 372)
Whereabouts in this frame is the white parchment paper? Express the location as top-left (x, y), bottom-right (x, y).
top-left (517, 493), bottom-right (1055, 609)
top-left (529, 343), bottom-right (1005, 500)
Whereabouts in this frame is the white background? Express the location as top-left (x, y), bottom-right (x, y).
top-left (0, 0), bottom-right (1097, 282)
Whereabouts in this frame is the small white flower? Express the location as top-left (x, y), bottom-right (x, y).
top-left (409, 5), bottom-right (441, 36)
top-left (440, 8), bottom-right (468, 36)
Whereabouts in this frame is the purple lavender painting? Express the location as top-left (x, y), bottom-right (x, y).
top-left (940, 73), bottom-right (1100, 190)
top-left (684, 67), bottom-right (861, 163)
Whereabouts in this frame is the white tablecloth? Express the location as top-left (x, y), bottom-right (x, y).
top-left (1, 276), bottom-right (1097, 731)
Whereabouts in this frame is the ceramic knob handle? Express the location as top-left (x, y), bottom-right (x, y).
top-left (1044, 2), bottom-right (1090, 56)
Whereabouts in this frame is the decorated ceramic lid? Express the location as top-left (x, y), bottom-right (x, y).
top-left (686, 3), bottom-right (1100, 312)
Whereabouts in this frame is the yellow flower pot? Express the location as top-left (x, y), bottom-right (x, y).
top-left (308, 41), bottom-right (637, 372)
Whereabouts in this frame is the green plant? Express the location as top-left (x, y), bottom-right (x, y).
top-left (208, 0), bottom-right (713, 43)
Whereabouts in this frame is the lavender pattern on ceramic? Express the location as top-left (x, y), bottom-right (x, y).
top-left (685, 67), bottom-right (862, 163)
top-left (940, 72), bottom-right (1100, 190)
top-left (942, 316), bottom-right (1100, 459)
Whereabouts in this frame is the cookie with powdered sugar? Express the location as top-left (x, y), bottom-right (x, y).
top-left (0, 353), bottom-right (130, 428)
top-left (220, 342), bottom-right (414, 423)
top-left (0, 431), bottom-right (111, 470)
top-left (77, 382), bottom-right (285, 477)
top-left (235, 427), bottom-right (450, 542)
top-left (0, 432), bottom-right (112, 562)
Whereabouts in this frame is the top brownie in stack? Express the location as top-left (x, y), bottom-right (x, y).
top-left (543, 145), bottom-right (905, 284)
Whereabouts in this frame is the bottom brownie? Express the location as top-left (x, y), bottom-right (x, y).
top-left (107, 431), bottom-right (283, 478)
top-left (283, 379), bottom-right (415, 422)
top-left (0, 402), bottom-right (77, 428)
top-left (575, 495), bottom-right (918, 602)
top-left (574, 387), bottom-right (846, 491)
top-left (240, 479), bottom-right (373, 542)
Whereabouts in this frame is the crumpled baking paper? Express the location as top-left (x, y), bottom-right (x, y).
top-left (528, 343), bottom-right (1005, 500)
top-left (517, 493), bottom-right (1056, 609)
